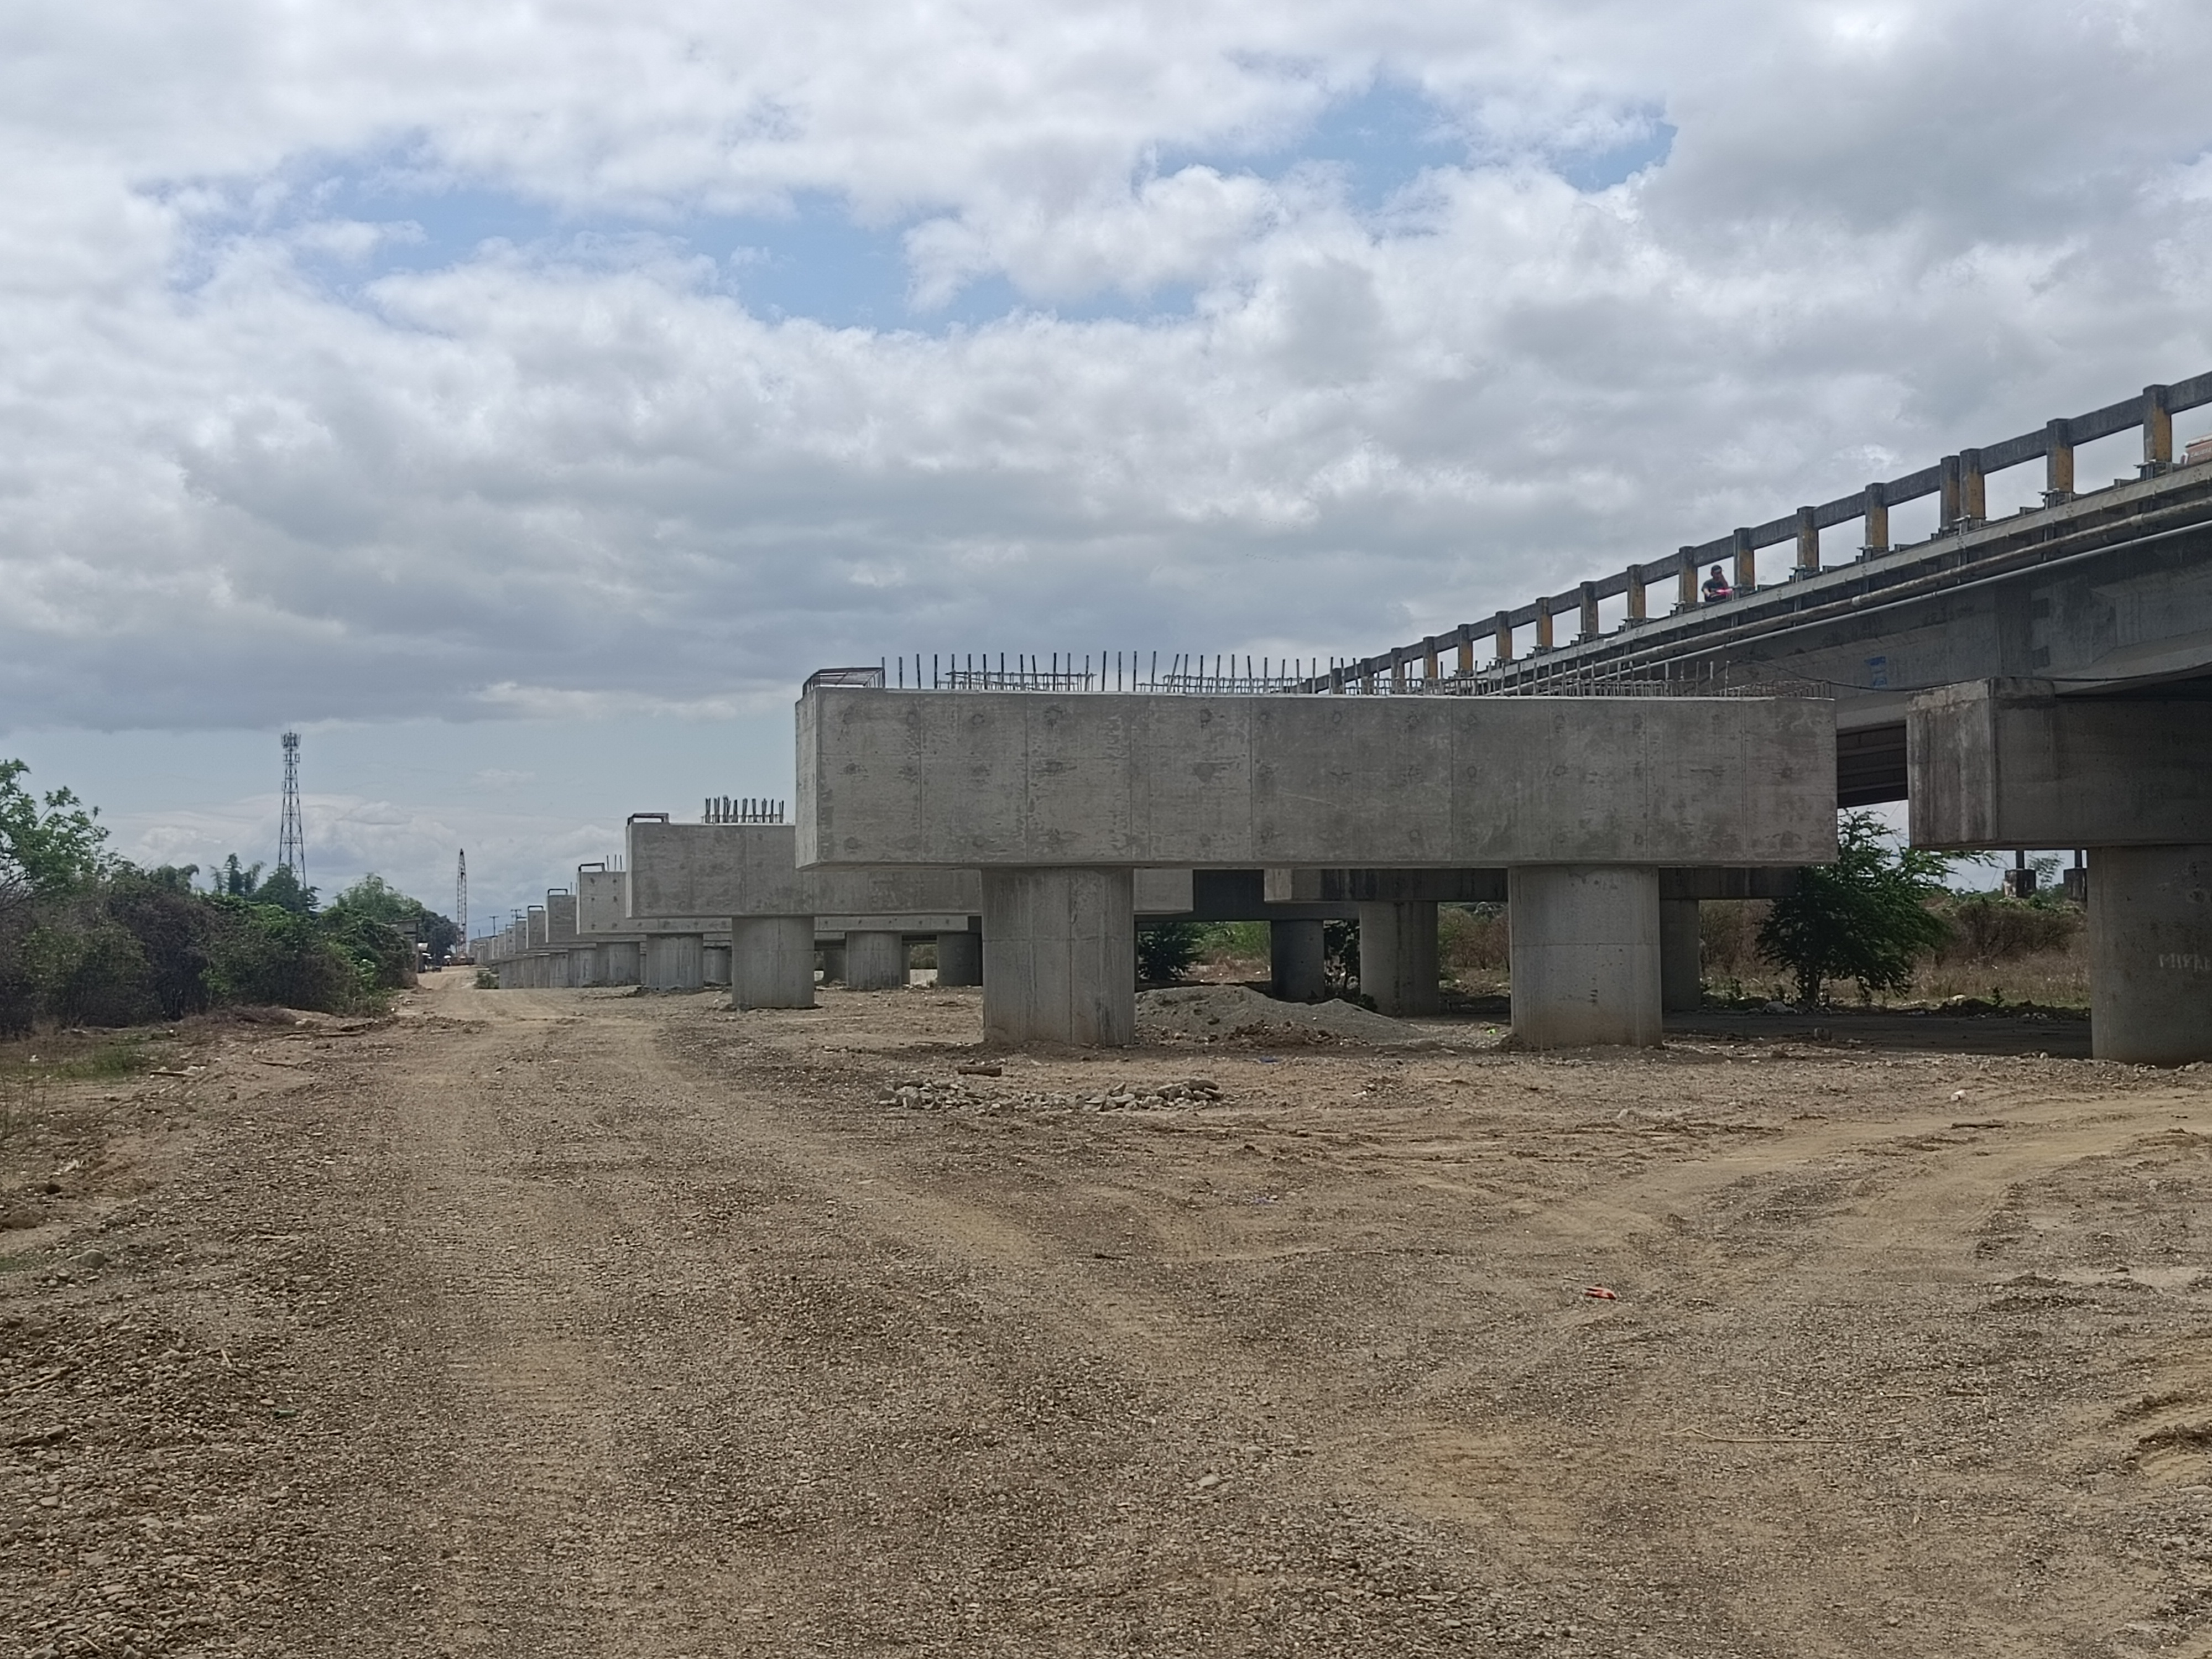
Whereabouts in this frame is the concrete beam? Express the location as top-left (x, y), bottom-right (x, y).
top-left (1267, 866), bottom-right (1801, 903)
top-left (627, 821), bottom-right (982, 919)
top-left (798, 690), bottom-right (1836, 868)
top-left (1909, 680), bottom-right (2212, 847)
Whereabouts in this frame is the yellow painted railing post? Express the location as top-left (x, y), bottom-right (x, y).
top-left (1862, 482), bottom-right (1888, 553)
top-left (2044, 419), bottom-right (2074, 504)
top-left (2144, 384), bottom-right (2173, 475)
top-left (1959, 447), bottom-right (1986, 528)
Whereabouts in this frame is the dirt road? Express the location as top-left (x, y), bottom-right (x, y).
top-left (6, 977), bottom-right (2211, 1656)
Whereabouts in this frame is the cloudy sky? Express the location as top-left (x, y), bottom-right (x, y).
top-left (6, 0), bottom-right (2212, 922)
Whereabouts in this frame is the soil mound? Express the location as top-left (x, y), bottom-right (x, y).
top-left (1135, 984), bottom-right (1429, 1047)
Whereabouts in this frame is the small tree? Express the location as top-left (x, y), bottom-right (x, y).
top-left (1135, 922), bottom-right (1203, 985)
top-left (1758, 811), bottom-right (1950, 1006)
top-left (0, 760), bottom-right (108, 897)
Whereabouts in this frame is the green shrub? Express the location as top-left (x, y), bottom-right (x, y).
top-left (1324, 919), bottom-right (1358, 992)
top-left (204, 900), bottom-right (361, 1014)
top-left (27, 917), bottom-right (160, 1027)
top-left (1438, 904), bottom-right (1508, 984)
top-left (1196, 920), bottom-right (1268, 963)
top-left (1136, 922), bottom-right (1204, 985)
top-left (105, 874), bottom-right (218, 1019)
top-left (1936, 891), bottom-right (2082, 962)
top-left (1758, 811), bottom-right (1950, 1006)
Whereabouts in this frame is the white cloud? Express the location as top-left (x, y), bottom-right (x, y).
top-left (3, 0), bottom-right (2212, 895)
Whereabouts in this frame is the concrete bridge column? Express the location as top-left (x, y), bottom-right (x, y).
top-left (935, 927), bottom-right (983, 987)
top-left (731, 916), bottom-right (816, 1010)
top-left (571, 947), bottom-right (599, 987)
top-left (843, 931), bottom-right (909, 990)
top-left (1269, 918), bottom-right (1328, 1002)
top-left (644, 934), bottom-right (703, 991)
top-left (818, 941), bottom-right (846, 984)
top-left (1660, 899), bottom-right (1702, 1013)
top-left (1508, 867), bottom-right (1663, 1047)
top-left (981, 868), bottom-right (1135, 1046)
top-left (2089, 846), bottom-right (2212, 1063)
top-left (1357, 902), bottom-right (1439, 1016)
top-left (600, 941), bottom-right (641, 985)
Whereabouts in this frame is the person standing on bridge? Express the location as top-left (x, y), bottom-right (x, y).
top-left (1702, 564), bottom-right (1733, 602)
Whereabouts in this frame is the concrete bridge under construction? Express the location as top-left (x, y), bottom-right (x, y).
top-left (484, 371), bottom-right (2212, 1066)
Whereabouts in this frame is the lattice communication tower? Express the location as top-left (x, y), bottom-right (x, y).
top-left (277, 731), bottom-right (306, 884)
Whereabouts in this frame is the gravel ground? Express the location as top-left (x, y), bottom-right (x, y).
top-left (4, 975), bottom-right (2211, 1657)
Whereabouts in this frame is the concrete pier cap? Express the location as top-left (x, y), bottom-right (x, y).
top-left (797, 687), bottom-right (1836, 1047)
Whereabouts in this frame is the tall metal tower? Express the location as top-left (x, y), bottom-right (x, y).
top-left (455, 849), bottom-right (468, 944)
top-left (277, 731), bottom-right (306, 884)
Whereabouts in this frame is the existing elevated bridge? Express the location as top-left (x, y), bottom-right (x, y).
top-left (1311, 372), bottom-right (2212, 1061)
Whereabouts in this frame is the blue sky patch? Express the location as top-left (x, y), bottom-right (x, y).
top-left (185, 88), bottom-right (1673, 331)
top-left (1556, 120), bottom-right (1677, 191)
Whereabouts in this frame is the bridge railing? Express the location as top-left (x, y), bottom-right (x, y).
top-left (1300, 371), bottom-right (2212, 692)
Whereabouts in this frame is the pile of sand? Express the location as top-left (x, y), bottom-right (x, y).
top-left (1135, 984), bottom-right (1431, 1047)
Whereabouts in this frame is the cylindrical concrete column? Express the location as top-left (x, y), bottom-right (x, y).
top-left (935, 928), bottom-right (983, 987)
top-left (601, 940), bottom-right (641, 985)
top-left (1660, 899), bottom-right (1702, 1013)
top-left (731, 916), bottom-right (817, 1009)
top-left (818, 941), bottom-right (846, 984)
top-left (2089, 845), bottom-right (2212, 1063)
top-left (843, 931), bottom-right (908, 990)
top-left (1270, 918), bottom-right (1328, 1002)
top-left (1507, 867), bottom-right (1663, 1047)
top-left (571, 947), bottom-right (599, 987)
top-left (643, 933), bottom-right (703, 991)
top-left (1356, 902), bottom-right (1439, 1016)
top-left (981, 868), bottom-right (1135, 1046)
